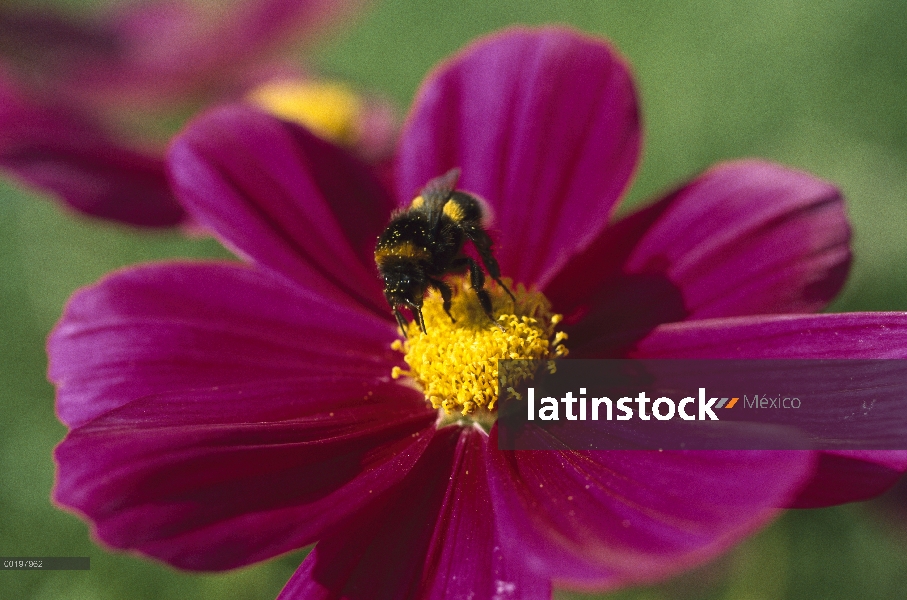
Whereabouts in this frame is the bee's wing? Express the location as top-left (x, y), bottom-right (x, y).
top-left (420, 167), bottom-right (461, 230)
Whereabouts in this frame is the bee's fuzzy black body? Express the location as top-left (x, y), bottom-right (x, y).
top-left (375, 168), bottom-right (514, 335)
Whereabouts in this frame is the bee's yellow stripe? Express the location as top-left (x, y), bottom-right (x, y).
top-left (443, 200), bottom-right (464, 222)
top-left (375, 242), bottom-right (430, 263)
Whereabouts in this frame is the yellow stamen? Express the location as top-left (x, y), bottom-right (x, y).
top-left (391, 277), bottom-right (568, 425)
top-left (248, 80), bottom-right (363, 145)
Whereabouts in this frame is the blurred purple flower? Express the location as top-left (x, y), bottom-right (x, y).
top-left (50, 27), bottom-right (907, 598)
top-left (0, 0), bottom-right (392, 227)
top-left (0, 68), bottom-right (183, 226)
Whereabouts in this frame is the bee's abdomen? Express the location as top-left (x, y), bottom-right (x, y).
top-left (375, 241), bottom-right (431, 264)
top-left (375, 214), bottom-right (432, 265)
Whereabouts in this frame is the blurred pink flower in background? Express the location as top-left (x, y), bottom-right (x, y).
top-left (0, 0), bottom-right (395, 227)
top-left (48, 27), bottom-right (907, 598)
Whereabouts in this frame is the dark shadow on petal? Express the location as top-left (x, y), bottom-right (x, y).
top-left (789, 452), bottom-right (906, 508)
top-left (804, 257), bottom-right (851, 304)
top-left (544, 190), bottom-right (678, 320)
top-left (565, 273), bottom-right (687, 358)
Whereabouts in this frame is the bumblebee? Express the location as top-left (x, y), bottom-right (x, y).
top-left (375, 168), bottom-right (514, 335)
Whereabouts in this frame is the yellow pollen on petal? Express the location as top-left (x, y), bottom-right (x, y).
top-left (248, 80), bottom-right (363, 145)
top-left (390, 276), bottom-right (568, 425)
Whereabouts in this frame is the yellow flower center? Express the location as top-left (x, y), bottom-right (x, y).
top-left (391, 277), bottom-right (568, 427)
top-left (248, 80), bottom-right (363, 145)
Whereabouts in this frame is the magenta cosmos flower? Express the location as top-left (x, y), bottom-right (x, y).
top-left (51, 27), bottom-right (907, 598)
top-left (0, 0), bottom-right (393, 227)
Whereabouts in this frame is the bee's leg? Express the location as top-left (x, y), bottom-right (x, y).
top-left (427, 277), bottom-right (455, 323)
top-left (407, 301), bottom-right (427, 334)
top-left (392, 307), bottom-right (410, 338)
top-left (466, 258), bottom-right (503, 330)
top-left (464, 225), bottom-right (516, 303)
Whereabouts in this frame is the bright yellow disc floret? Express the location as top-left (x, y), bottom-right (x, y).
top-left (391, 277), bottom-right (568, 421)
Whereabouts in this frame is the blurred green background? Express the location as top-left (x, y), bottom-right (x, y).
top-left (3, 0), bottom-right (907, 598)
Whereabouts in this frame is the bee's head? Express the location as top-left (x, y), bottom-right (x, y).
top-left (380, 262), bottom-right (427, 309)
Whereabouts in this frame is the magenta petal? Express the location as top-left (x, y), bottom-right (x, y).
top-left (549, 161), bottom-right (849, 353)
top-left (280, 427), bottom-right (550, 600)
top-left (396, 26), bottom-right (641, 287)
top-left (419, 429), bottom-right (550, 600)
top-left (485, 427), bottom-right (812, 588)
top-left (54, 379), bottom-right (436, 570)
top-left (632, 312), bottom-right (907, 359)
top-left (168, 105), bottom-right (395, 314)
top-left (279, 426), bottom-right (460, 600)
top-left (621, 161), bottom-right (849, 318)
top-left (0, 73), bottom-right (184, 226)
top-left (49, 261), bottom-right (400, 428)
